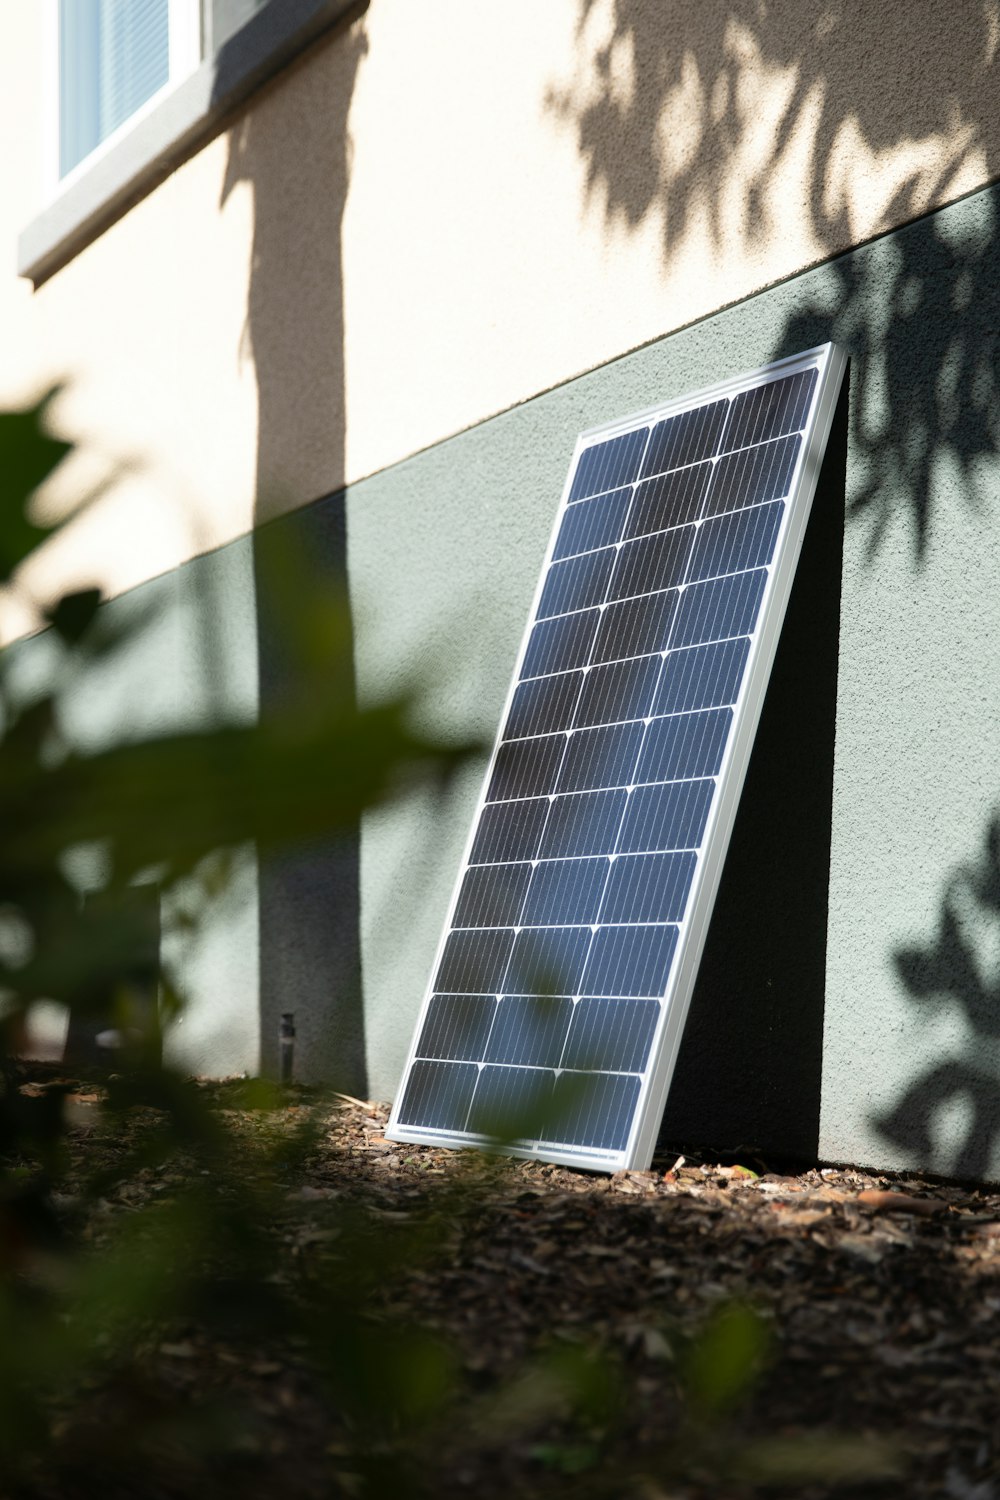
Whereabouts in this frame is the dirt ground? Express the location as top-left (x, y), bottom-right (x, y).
top-left (8, 1068), bottom-right (1000, 1499)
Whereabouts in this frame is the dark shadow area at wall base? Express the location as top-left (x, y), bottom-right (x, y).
top-left (659, 381), bottom-right (849, 1163)
top-left (253, 498), bottom-right (366, 1093)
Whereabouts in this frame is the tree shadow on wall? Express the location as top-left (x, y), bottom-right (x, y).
top-left (551, 0), bottom-right (1000, 562)
top-left (873, 818), bottom-right (1000, 1181)
top-left (217, 5), bottom-right (370, 1089)
top-left (776, 209), bottom-right (1000, 563)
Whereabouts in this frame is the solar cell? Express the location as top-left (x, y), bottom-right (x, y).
top-left (557, 722), bottom-right (645, 794)
top-left (592, 590), bottom-right (679, 665)
top-left (554, 487), bottom-right (634, 559)
top-left (418, 995), bottom-right (497, 1060)
top-left (388, 344), bottom-right (847, 1171)
top-left (453, 862), bottom-right (532, 928)
top-left (506, 670), bottom-right (582, 738)
top-left (486, 995), bottom-right (574, 1067)
top-left (521, 609), bottom-right (599, 678)
top-left (538, 547), bottom-right (616, 619)
top-left (627, 463), bottom-right (712, 535)
top-left (487, 736), bottom-right (564, 802)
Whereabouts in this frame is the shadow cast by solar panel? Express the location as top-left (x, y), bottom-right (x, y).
top-left (659, 381), bottom-right (849, 1163)
top-left (217, 7), bottom-right (370, 1090)
top-left (552, 1), bottom-right (1000, 566)
top-left (873, 817), bottom-right (1000, 1181)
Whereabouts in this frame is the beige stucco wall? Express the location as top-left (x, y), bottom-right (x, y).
top-left (2, 0), bottom-right (1000, 638)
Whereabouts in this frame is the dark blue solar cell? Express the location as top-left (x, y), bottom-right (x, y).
top-left (554, 487), bottom-right (632, 560)
top-left (504, 926), bottom-right (593, 995)
top-left (539, 789), bottom-right (627, 858)
top-left (521, 857), bottom-right (608, 927)
top-left (670, 568), bottom-right (767, 649)
top-left (453, 863), bottom-right (532, 929)
top-left (618, 779), bottom-right (714, 852)
top-left (487, 736), bottom-right (565, 803)
top-left (574, 654), bottom-right (662, 730)
top-left (417, 994), bottom-right (497, 1060)
top-left (627, 462), bottom-right (712, 537)
top-left (719, 368), bottom-right (816, 453)
top-left (538, 547), bottom-right (617, 619)
top-left (396, 1059), bottom-right (478, 1131)
top-left (562, 997), bottom-right (660, 1073)
top-left (582, 924), bottom-right (678, 996)
top-left (688, 501), bottom-right (783, 584)
top-left (592, 589), bottom-right (678, 665)
top-left (703, 434), bottom-right (800, 518)
top-left (522, 610), bottom-right (599, 679)
top-left (601, 851), bottom-right (697, 925)
top-left (435, 928), bottom-right (515, 994)
top-left (653, 637), bottom-right (750, 716)
top-left (507, 671), bottom-right (582, 739)
top-left (609, 525), bottom-right (694, 602)
top-left (467, 1064), bottom-right (556, 1140)
top-left (557, 721), bottom-right (645, 794)
top-left (470, 797), bottom-right (549, 864)
top-left (543, 1071), bottom-right (641, 1152)
top-left (635, 708), bottom-right (731, 784)
top-left (569, 429), bottom-right (648, 502)
top-left (484, 995), bottom-right (573, 1068)
top-left (641, 400), bottom-right (728, 478)
top-left (545, 1071), bottom-right (642, 1152)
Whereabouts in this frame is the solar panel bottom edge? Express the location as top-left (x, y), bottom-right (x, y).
top-left (384, 1122), bottom-right (630, 1173)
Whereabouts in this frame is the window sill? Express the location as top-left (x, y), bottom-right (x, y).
top-left (18, 0), bottom-right (361, 287)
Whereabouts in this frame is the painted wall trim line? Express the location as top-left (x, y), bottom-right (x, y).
top-left (18, 0), bottom-right (364, 287)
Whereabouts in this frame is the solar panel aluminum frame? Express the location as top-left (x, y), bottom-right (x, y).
top-left (386, 341), bottom-right (848, 1173)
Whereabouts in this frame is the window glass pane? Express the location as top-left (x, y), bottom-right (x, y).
top-left (60, 0), bottom-right (171, 177)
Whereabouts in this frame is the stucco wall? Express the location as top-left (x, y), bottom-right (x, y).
top-left (14, 170), bottom-right (999, 1179)
top-left (4, 0), bottom-right (1000, 643)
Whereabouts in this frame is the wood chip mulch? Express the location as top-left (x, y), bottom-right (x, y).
top-left (8, 1069), bottom-right (1000, 1499)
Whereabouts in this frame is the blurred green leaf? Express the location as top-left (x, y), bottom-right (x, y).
top-left (528, 1442), bottom-right (600, 1475)
top-left (45, 588), bottom-right (103, 646)
top-left (680, 1302), bottom-right (769, 1417)
top-left (0, 700), bottom-right (473, 885)
top-left (0, 391), bottom-right (72, 581)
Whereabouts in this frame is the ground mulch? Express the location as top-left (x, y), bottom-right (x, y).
top-left (8, 1067), bottom-right (1000, 1499)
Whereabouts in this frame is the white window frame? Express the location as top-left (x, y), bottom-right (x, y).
top-left (46, 0), bottom-right (202, 198)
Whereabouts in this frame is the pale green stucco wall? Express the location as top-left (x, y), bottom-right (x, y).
top-left (16, 178), bottom-right (1000, 1179)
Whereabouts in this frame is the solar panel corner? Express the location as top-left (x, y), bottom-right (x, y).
top-left (387, 343), bottom-right (848, 1173)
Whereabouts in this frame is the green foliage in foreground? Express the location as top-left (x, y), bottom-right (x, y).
top-left (0, 397), bottom-right (900, 1498)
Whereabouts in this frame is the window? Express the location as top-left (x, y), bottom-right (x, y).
top-left (23, 0), bottom-right (355, 284)
top-left (57, 0), bottom-right (201, 180)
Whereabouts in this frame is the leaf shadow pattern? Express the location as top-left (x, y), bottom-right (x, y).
top-left (550, 0), bottom-right (1000, 562)
top-left (874, 815), bottom-right (1000, 1180)
top-left (825, 212), bottom-right (1000, 561)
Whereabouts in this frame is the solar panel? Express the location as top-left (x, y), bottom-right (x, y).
top-left (387, 344), bottom-right (847, 1172)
